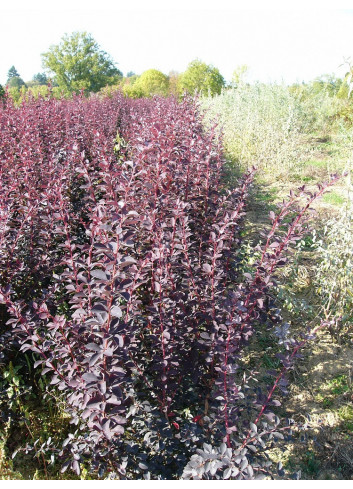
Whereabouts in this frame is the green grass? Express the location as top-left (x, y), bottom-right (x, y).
top-left (301, 175), bottom-right (316, 182)
top-left (255, 186), bottom-right (279, 204)
top-left (322, 191), bottom-right (346, 206)
top-left (337, 405), bottom-right (353, 432)
top-left (315, 374), bottom-right (352, 411)
top-left (327, 375), bottom-right (351, 395)
top-left (301, 450), bottom-right (321, 477)
top-left (301, 159), bottom-right (328, 169)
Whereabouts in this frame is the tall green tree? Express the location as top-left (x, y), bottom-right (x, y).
top-left (42, 32), bottom-right (122, 94)
top-left (7, 66), bottom-right (26, 89)
top-left (178, 60), bottom-right (225, 96)
top-left (7, 65), bottom-right (20, 81)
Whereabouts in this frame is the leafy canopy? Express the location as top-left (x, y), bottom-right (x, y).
top-left (7, 77), bottom-right (26, 89)
top-left (6, 66), bottom-right (26, 89)
top-left (32, 72), bottom-right (49, 86)
top-left (134, 69), bottom-right (169, 97)
top-left (42, 31), bottom-right (122, 94)
top-left (178, 59), bottom-right (225, 96)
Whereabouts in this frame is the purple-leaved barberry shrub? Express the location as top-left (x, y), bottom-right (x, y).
top-left (0, 92), bottom-right (340, 479)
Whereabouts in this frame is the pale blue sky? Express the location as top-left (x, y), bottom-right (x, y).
top-left (1, 1), bottom-right (353, 85)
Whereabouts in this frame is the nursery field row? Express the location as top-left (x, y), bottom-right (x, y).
top-left (0, 93), bottom-right (340, 479)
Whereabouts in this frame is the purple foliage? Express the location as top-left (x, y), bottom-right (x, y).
top-left (0, 92), bottom-right (340, 479)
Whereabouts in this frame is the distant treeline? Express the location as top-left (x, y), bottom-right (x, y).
top-left (1, 31), bottom-right (352, 104)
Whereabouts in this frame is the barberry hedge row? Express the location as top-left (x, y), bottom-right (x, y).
top-left (0, 93), bottom-right (338, 479)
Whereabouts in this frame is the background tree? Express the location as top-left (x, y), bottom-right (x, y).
top-left (7, 66), bottom-right (20, 80)
top-left (168, 70), bottom-right (180, 96)
top-left (310, 74), bottom-right (342, 97)
top-left (7, 77), bottom-right (26, 89)
top-left (7, 66), bottom-right (26, 89)
top-left (335, 59), bottom-right (353, 99)
top-left (231, 64), bottom-right (248, 87)
top-left (123, 72), bottom-right (139, 86)
top-left (178, 59), bottom-right (225, 96)
top-left (42, 32), bottom-right (122, 94)
top-left (133, 69), bottom-right (169, 97)
top-left (32, 72), bottom-right (49, 85)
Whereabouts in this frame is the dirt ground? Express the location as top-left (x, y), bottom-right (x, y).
top-left (243, 167), bottom-right (353, 480)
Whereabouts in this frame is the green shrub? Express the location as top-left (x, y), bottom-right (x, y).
top-left (313, 201), bottom-right (353, 342)
top-left (133, 69), bottom-right (169, 97)
top-left (202, 83), bottom-right (307, 174)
